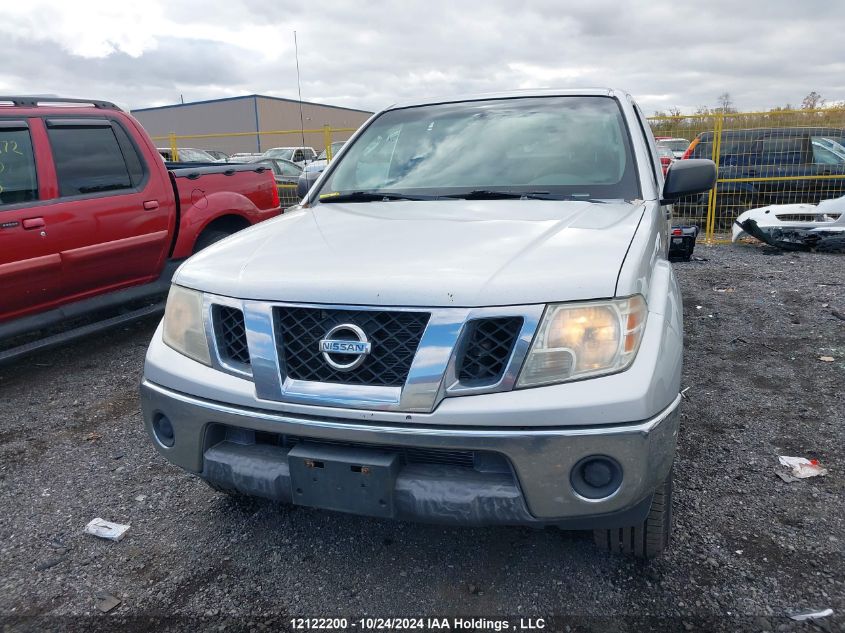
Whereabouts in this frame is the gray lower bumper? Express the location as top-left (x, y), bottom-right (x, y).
top-left (140, 380), bottom-right (680, 526)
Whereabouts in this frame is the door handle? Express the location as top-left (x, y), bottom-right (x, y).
top-left (22, 217), bottom-right (45, 230)
top-left (143, 200), bottom-right (160, 210)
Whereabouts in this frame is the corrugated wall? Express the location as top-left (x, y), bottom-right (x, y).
top-left (132, 97), bottom-right (260, 154)
top-left (131, 95), bottom-right (372, 155)
top-left (256, 97), bottom-right (371, 152)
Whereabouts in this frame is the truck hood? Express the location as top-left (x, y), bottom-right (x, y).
top-left (177, 200), bottom-right (644, 307)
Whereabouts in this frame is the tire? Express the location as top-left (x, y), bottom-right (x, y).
top-left (593, 469), bottom-right (673, 559)
top-left (193, 228), bottom-right (233, 254)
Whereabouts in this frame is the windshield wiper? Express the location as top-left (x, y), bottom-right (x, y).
top-left (318, 191), bottom-right (436, 203)
top-left (443, 189), bottom-right (554, 200)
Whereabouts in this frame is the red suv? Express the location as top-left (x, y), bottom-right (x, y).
top-left (0, 96), bottom-right (281, 361)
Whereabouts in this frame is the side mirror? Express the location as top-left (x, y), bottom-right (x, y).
top-left (661, 159), bottom-right (717, 202)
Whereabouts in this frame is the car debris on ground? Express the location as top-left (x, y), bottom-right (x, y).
top-left (732, 195), bottom-right (845, 252)
top-left (95, 592), bottom-right (122, 613)
top-left (83, 518), bottom-right (130, 542)
top-left (788, 608), bottom-right (834, 621)
top-left (777, 456), bottom-right (828, 482)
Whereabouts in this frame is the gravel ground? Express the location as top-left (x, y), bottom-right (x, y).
top-left (0, 244), bottom-right (842, 633)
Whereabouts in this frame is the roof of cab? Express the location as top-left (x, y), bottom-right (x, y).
top-left (384, 88), bottom-right (622, 111)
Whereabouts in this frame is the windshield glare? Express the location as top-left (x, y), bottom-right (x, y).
top-left (266, 149), bottom-right (294, 160)
top-left (318, 96), bottom-right (640, 200)
top-left (661, 139), bottom-right (690, 152)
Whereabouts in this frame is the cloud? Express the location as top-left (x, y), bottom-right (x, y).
top-left (0, 0), bottom-right (842, 115)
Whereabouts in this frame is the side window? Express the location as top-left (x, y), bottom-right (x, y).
top-left (0, 126), bottom-right (38, 206)
top-left (631, 102), bottom-right (660, 187)
top-left (293, 150), bottom-right (304, 163)
top-left (281, 162), bottom-right (300, 176)
top-left (47, 124), bottom-right (133, 196)
top-left (112, 123), bottom-right (146, 187)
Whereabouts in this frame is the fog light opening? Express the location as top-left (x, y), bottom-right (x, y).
top-left (570, 455), bottom-right (622, 500)
top-left (152, 413), bottom-right (175, 448)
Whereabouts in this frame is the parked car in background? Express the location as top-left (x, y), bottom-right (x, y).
top-left (813, 136), bottom-right (845, 161)
top-left (242, 156), bottom-right (303, 208)
top-left (656, 145), bottom-right (675, 175)
top-left (676, 126), bottom-right (845, 217)
top-left (224, 152), bottom-right (263, 163)
top-left (205, 150), bottom-right (230, 161)
top-left (654, 137), bottom-right (690, 158)
top-left (296, 141), bottom-right (347, 196)
top-left (156, 147), bottom-right (217, 163)
top-left (141, 88), bottom-right (716, 558)
top-left (0, 96), bottom-right (280, 362)
top-left (262, 146), bottom-right (317, 166)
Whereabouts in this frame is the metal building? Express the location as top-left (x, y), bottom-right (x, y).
top-left (131, 94), bottom-right (373, 155)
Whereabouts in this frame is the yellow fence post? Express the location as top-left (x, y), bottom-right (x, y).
top-left (323, 125), bottom-right (333, 162)
top-left (169, 132), bottom-right (179, 162)
top-left (704, 114), bottom-right (724, 244)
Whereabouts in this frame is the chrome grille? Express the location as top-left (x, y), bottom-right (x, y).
top-left (274, 308), bottom-right (430, 386)
top-left (213, 305), bottom-right (250, 366)
top-left (457, 317), bottom-right (523, 385)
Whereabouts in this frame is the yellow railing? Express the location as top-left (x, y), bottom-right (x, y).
top-left (150, 125), bottom-right (358, 163)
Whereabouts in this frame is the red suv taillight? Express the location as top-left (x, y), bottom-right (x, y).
top-left (271, 181), bottom-right (280, 208)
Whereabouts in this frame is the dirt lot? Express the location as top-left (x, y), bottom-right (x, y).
top-left (0, 244), bottom-right (842, 632)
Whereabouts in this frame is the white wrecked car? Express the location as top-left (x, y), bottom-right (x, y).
top-left (733, 196), bottom-right (845, 251)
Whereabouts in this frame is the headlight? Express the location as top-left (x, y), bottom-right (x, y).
top-left (516, 295), bottom-right (647, 388)
top-left (162, 285), bottom-right (211, 365)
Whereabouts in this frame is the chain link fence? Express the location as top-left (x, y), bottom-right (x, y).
top-left (150, 126), bottom-right (356, 208)
top-left (649, 108), bottom-right (845, 241)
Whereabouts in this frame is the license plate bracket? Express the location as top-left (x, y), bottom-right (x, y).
top-left (288, 443), bottom-right (400, 518)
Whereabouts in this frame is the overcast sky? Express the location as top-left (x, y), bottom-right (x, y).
top-left (2, 0), bottom-right (843, 115)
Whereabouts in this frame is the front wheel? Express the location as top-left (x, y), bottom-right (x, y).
top-left (593, 469), bottom-right (673, 559)
top-left (193, 228), bottom-right (233, 254)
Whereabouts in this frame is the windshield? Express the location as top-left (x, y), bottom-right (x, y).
top-left (179, 148), bottom-right (215, 162)
top-left (661, 139), bottom-right (690, 152)
top-left (317, 96), bottom-right (640, 201)
top-left (265, 148), bottom-right (294, 160)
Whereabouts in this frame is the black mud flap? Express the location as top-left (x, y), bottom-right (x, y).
top-left (288, 443), bottom-right (401, 518)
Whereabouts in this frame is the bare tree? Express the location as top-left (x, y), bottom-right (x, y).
top-left (715, 92), bottom-right (735, 113)
top-left (801, 91), bottom-right (824, 110)
top-left (668, 106), bottom-right (682, 117)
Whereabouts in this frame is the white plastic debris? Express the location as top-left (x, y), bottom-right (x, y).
top-left (84, 518), bottom-right (130, 542)
top-left (778, 456), bottom-right (828, 480)
top-left (789, 608), bottom-right (833, 621)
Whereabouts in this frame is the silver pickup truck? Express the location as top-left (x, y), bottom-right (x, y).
top-left (140, 89), bottom-right (715, 558)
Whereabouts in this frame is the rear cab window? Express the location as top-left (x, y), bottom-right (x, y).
top-left (0, 124), bottom-right (38, 207)
top-left (46, 120), bottom-right (146, 197)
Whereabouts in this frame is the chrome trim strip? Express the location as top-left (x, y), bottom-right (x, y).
top-left (279, 377), bottom-right (401, 410)
top-left (243, 301), bottom-right (283, 400)
top-left (400, 308), bottom-right (471, 412)
top-left (203, 294), bottom-right (253, 380)
top-left (143, 379), bottom-right (681, 439)
top-left (442, 306), bottom-right (545, 397)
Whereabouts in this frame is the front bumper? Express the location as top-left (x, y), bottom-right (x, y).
top-left (141, 380), bottom-right (680, 527)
